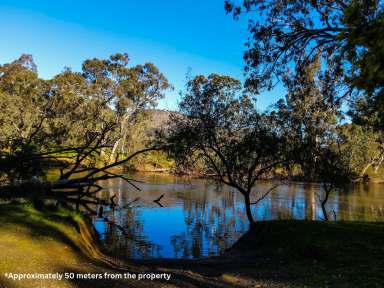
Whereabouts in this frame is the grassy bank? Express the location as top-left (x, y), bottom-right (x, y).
top-left (141, 220), bottom-right (384, 288)
top-left (225, 220), bottom-right (384, 287)
top-left (0, 203), bottom-right (383, 288)
top-left (0, 203), bottom-right (163, 288)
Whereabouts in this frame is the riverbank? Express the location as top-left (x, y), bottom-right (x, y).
top-left (227, 220), bottom-right (384, 287)
top-left (140, 220), bottom-right (384, 288)
top-left (0, 202), bottom-right (163, 288)
top-left (0, 203), bottom-right (383, 288)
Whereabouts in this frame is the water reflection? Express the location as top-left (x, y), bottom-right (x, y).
top-left (92, 174), bottom-right (384, 259)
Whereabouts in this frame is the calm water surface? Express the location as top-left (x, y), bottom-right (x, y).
top-left (92, 173), bottom-right (384, 259)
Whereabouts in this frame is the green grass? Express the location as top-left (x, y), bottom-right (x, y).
top-left (0, 202), bottom-right (94, 287)
top-left (0, 202), bottom-right (187, 288)
top-left (0, 202), bottom-right (154, 288)
top-left (228, 220), bottom-right (384, 287)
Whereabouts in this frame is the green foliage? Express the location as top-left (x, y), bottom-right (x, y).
top-left (0, 55), bottom-right (47, 147)
top-left (226, 0), bottom-right (383, 90)
top-left (343, 1), bottom-right (384, 100)
top-left (163, 73), bottom-right (285, 224)
top-left (0, 53), bottom-right (169, 182)
top-left (226, 0), bottom-right (384, 131)
top-left (338, 124), bottom-right (384, 176)
top-left (166, 74), bottom-right (283, 189)
top-left (274, 58), bottom-right (343, 181)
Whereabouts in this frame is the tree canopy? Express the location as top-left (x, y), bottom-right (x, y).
top-left (225, 0), bottom-right (383, 92)
top-left (0, 53), bottom-right (169, 184)
top-left (163, 74), bottom-right (285, 225)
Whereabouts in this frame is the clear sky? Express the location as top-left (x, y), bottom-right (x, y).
top-left (0, 0), bottom-right (284, 110)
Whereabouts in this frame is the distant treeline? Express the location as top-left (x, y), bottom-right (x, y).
top-left (0, 53), bottom-right (383, 183)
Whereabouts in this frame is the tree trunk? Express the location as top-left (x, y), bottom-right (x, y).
top-left (109, 111), bottom-right (133, 164)
top-left (321, 188), bottom-right (330, 221)
top-left (360, 162), bottom-right (373, 178)
top-left (374, 155), bottom-right (384, 173)
top-left (244, 193), bottom-right (256, 227)
top-left (109, 138), bottom-right (121, 163)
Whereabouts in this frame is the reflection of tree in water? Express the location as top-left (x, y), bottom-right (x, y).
top-left (93, 183), bottom-right (161, 259)
top-left (102, 208), bottom-right (161, 259)
top-left (333, 183), bottom-right (384, 221)
top-left (171, 185), bottom-right (249, 258)
top-left (94, 177), bottom-right (384, 259)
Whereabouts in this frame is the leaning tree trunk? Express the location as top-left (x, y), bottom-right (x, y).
top-left (360, 162), bottom-right (373, 178)
top-left (109, 107), bottom-right (138, 164)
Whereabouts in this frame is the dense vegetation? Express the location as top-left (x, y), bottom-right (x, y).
top-left (0, 53), bottom-right (172, 211)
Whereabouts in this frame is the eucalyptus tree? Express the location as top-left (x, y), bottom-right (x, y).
top-left (225, 0), bottom-right (383, 91)
top-left (163, 74), bottom-right (285, 226)
top-left (273, 58), bottom-right (343, 180)
top-left (338, 124), bottom-right (384, 177)
top-left (0, 55), bottom-right (47, 147)
top-left (273, 59), bottom-right (355, 220)
top-left (0, 55), bottom-right (116, 182)
top-left (225, 0), bottom-right (384, 136)
top-left (43, 68), bottom-right (113, 147)
top-left (224, 0), bottom-right (383, 219)
top-left (80, 53), bottom-right (170, 162)
top-left (0, 54), bottom-right (167, 211)
top-left (0, 55), bottom-right (52, 182)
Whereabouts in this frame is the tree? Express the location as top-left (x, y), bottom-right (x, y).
top-left (163, 74), bottom-right (284, 226)
top-left (313, 146), bottom-right (351, 221)
top-left (273, 59), bottom-right (354, 220)
top-left (225, 0), bottom-right (384, 138)
top-left (225, 0), bottom-right (384, 188)
top-left (0, 55), bottom-right (47, 147)
top-left (338, 124), bottom-right (384, 177)
top-left (80, 53), bottom-right (170, 163)
top-left (274, 57), bottom-right (342, 180)
top-left (0, 55), bottom-right (51, 182)
top-left (0, 54), bottom-right (166, 212)
top-left (225, 0), bottom-right (383, 95)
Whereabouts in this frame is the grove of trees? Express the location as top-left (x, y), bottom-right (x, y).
top-left (0, 53), bottom-right (169, 210)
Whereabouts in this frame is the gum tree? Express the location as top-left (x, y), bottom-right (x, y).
top-left (0, 54), bottom-right (165, 212)
top-left (274, 59), bottom-right (354, 220)
top-left (225, 0), bottom-right (383, 96)
top-left (80, 53), bottom-right (170, 163)
top-left (163, 74), bottom-right (285, 226)
top-left (225, 0), bottom-right (384, 147)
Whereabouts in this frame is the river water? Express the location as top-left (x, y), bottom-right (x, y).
top-left (92, 173), bottom-right (384, 259)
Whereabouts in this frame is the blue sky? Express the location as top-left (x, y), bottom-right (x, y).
top-left (0, 0), bottom-right (284, 110)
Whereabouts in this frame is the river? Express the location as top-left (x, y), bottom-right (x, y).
top-left (92, 173), bottom-right (384, 259)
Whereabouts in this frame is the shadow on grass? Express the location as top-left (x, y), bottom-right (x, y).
top-left (56, 264), bottom-right (250, 288)
top-left (0, 203), bottom-right (84, 254)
